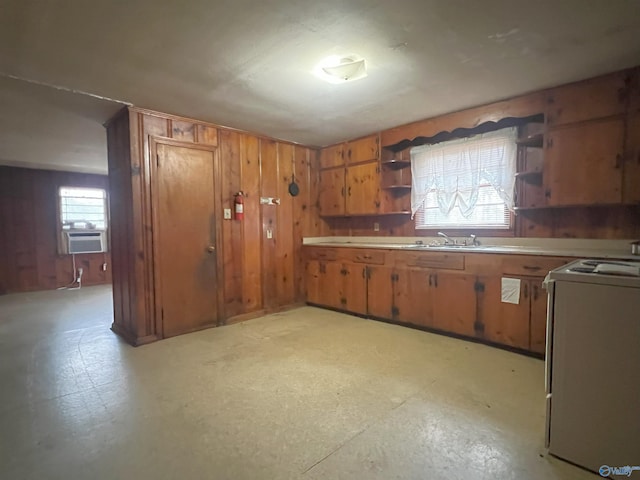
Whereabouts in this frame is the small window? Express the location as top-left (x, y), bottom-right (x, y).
top-left (59, 187), bottom-right (108, 231)
top-left (410, 127), bottom-right (517, 230)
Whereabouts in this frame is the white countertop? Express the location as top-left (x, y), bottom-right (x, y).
top-left (303, 236), bottom-right (639, 260)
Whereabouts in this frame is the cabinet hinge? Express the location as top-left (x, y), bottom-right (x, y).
top-left (340, 268), bottom-right (348, 276)
top-left (391, 306), bottom-right (400, 318)
top-left (340, 297), bottom-right (347, 306)
top-left (474, 320), bottom-right (484, 335)
top-left (474, 280), bottom-right (485, 293)
top-left (391, 273), bottom-right (399, 282)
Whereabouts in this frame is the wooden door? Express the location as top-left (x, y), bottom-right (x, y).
top-left (154, 142), bottom-right (219, 338)
top-left (431, 272), bottom-right (476, 338)
top-left (319, 143), bottom-right (344, 169)
top-left (345, 162), bottom-right (381, 215)
top-left (623, 114), bottom-right (640, 204)
top-left (366, 265), bottom-right (394, 319)
top-left (545, 119), bottom-right (624, 206)
top-left (546, 71), bottom-right (627, 127)
top-left (394, 267), bottom-right (434, 328)
top-left (529, 279), bottom-right (548, 354)
top-left (478, 276), bottom-right (530, 350)
top-left (342, 263), bottom-right (367, 315)
top-left (319, 168), bottom-right (345, 216)
top-left (346, 134), bottom-right (379, 163)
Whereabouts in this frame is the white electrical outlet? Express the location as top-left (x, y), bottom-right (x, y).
top-left (102, 263), bottom-right (107, 271)
top-left (373, 222), bottom-right (380, 232)
top-left (223, 208), bottom-right (232, 219)
top-left (266, 228), bottom-right (273, 239)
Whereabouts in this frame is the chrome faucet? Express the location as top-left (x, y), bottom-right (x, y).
top-left (468, 234), bottom-right (480, 246)
top-left (437, 231), bottom-right (453, 245)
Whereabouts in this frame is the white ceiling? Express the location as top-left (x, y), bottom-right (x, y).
top-left (1, 0), bottom-right (640, 173)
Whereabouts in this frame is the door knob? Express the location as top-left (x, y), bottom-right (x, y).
top-left (206, 245), bottom-right (216, 253)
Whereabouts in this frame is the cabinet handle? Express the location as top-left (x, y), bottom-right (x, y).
top-left (434, 274), bottom-right (438, 288)
top-left (533, 284), bottom-right (539, 301)
top-left (523, 265), bottom-right (541, 272)
top-left (428, 274), bottom-right (432, 287)
top-left (362, 267), bottom-right (366, 279)
top-left (348, 186), bottom-right (352, 196)
top-left (615, 153), bottom-right (622, 169)
top-left (523, 283), bottom-right (529, 299)
top-left (341, 186), bottom-right (345, 197)
top-left (362, 255), bottom-right (372, 260)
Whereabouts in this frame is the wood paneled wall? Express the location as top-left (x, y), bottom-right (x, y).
top-left (107, 107), bottom-right (326, 345)
top-left (0, 166), bottom-right (111, 294)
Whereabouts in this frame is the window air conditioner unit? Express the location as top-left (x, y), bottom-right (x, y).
top-left (66, 230), bottom-right (106, 254)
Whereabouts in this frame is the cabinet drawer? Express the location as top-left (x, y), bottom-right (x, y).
top-left (403, 252), bottom-right (465, 270)
top-left (501, 256), bottom-right (570, 276)
top-left (350, 250), bottom-right (385, 265)
top-left (305, 248), bottom-right (338, 261)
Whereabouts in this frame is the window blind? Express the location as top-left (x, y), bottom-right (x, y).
top-left (60, 187), bottom-right (107, 230)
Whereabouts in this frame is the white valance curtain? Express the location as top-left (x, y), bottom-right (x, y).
top-left (410, 127), bottom-right (517, 219)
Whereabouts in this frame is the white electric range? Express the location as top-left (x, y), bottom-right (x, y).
top-left (544, 259), bottom-right (640, 475)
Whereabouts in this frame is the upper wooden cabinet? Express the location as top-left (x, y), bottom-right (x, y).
top-left (318, 134), bottom-right (379, 169)
top-left (544, 118), bottom-right (624, 206)
top-left (346, 134), bottom-right (379, 164)
top-left (319, 143), bottom-right (344, 169)
top-left (546, 72), bottom-right (628, 127)
top-left (345, 162), bottom-right (381, 215)
top-left (318, 134), bottom-right (382, 216)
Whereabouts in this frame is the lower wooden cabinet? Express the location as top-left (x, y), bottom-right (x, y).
top-left (477, 276), bottom-right (548, 352)
top-left (305, 260), bottom-right (366, 315)
top-left (477, 276), bottom-right (531, 350)
top-left (304, 247), bottom-right (562, 356)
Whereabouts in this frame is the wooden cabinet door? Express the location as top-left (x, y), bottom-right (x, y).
top-left (319, 168), bottom-right (345, 216)
top-left (345, 162), bottom-right (381, 215)
top-left (305, 260), bottom-right (322, 305)
top-left (529, 280), bottom-right (548, 355)
top-left (319, 143), bottom-right (344, 169)
top-left (546, 72), bottom-right (628, 127)
top-left (545, 119), bottom-right (624, 206)
top-left (366, 265), bottom-right (394, 319)
top-left (394, 267), bottom-right (434, 328)
top-left (431, 272), bottom-right (476, 337)
top-left (346, 134), bottom-right (379, 164)
top-left (623, 114), bottom-right (640, 204)
top-left (478, 276), bottom-right (530, 350)
top-left (341, 263), bottom-right (367, 315)
top-left (154, 142), bottom-right (219, 338)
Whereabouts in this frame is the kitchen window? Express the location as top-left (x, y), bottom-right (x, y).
top-left (59, 187), bottom-right (108, 231)
top-left (410, 127), bottom-right (517, 230)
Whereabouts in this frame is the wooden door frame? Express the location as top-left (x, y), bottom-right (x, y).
top-left (148, 136), bottom-right (223, 338)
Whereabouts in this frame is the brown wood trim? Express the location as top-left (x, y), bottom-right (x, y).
top-left (129, 106), bottom-right (320, 149)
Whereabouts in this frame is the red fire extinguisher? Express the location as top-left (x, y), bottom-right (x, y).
top-left (234, 191), bottom-right (244, 220)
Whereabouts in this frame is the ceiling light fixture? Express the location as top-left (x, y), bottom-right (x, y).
top-left (313, 55), bottom-right (367, 84)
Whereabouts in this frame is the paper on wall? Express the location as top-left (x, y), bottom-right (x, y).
top-left (501, 277), bottom-right (521, 304)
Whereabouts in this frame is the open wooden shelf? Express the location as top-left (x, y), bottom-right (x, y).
top-left (381, 159), bottom-right (411, 169)
top-left (514, 171), bottom-right (543, 183)
top-left (516, 133), bottom-right (544, 148)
